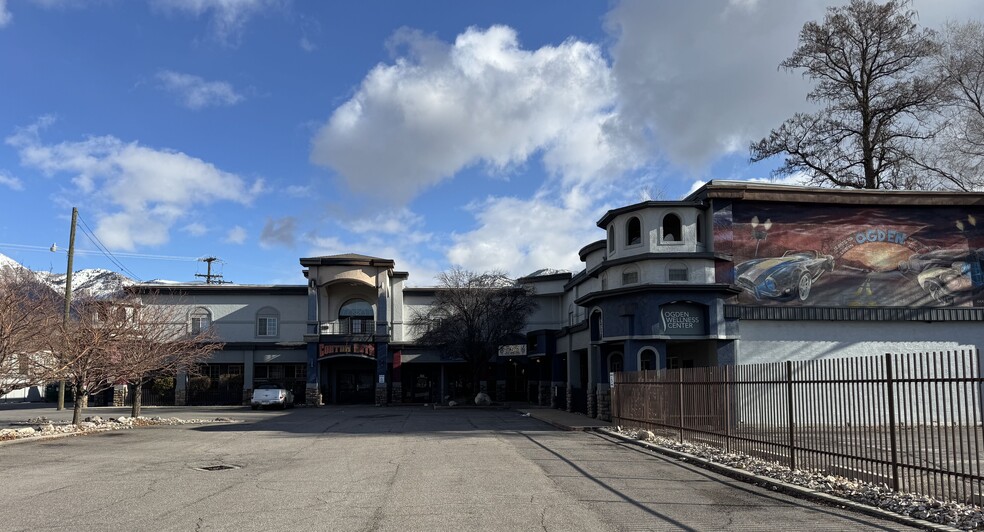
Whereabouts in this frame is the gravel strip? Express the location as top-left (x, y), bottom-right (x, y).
top-left (608, 426), bottom-right (983, 531)
top-left (0, 415), bottom-right (239, 444)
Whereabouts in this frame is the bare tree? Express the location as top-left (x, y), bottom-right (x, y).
top-left (409, 268), bottom-right (537, 398)
top-left (50, 297), bottom-right (134, 425)
top-left (920, 21), bottom-right (984, 190)
top-left (0, 266), bottom-right (62, 397)
top-left (114, 294), bottom-right (222, 417)
top-left (751, 0), bottom-right (945, 190)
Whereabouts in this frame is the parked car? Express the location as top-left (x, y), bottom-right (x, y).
top-left (735, 250), bottom-right (835, 302)
top-left (251, 383), bottom-right (295, 410)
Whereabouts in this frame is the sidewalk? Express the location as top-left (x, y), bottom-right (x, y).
top-left (510, 404), bottom-right (611, 431)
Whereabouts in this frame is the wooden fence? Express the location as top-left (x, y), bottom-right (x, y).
top-left (611, 350), bottom-right (984, 505)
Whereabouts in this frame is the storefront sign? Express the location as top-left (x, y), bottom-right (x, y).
top-left (498, 344), bottom-right (527, 357)
top-left (660, 303), bottom-right (707, 336)
top-left (319, 342), bottom-right (376, 359)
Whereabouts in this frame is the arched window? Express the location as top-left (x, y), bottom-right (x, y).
top-left (608, 352), bottom-right (624, 373)
top-left (590, 310), bottom-right (603, 342)
top-left (621, 265), bottom-right (639, 286)
top-left (639, 349), bottom-right (658, 371)
top-left (662, 213), bottom-right (682, 242)
top-left (256, 306), bottom-right (279, 337)
top-left (667, 262), bottom-right (689, 282)
top-left (189, 307), bottom-right (211, 334)
top-left (607, 225), bottom-right (615, 252)
top-left (625, 217), bottom-right (642, 246)
top-left (340, 299), bottom-right (374, 334)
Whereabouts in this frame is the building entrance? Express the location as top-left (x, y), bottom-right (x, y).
top-left (319, 357), bottom-right (375, 404)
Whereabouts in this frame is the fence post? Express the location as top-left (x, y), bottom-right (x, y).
top-left (679, 370), bottom-right (685, 443)
top-left (725, 365), bottom-right (732, 453)
top-left (885, 353), bottom-right (900, 492)
top-left (786, 360), bottom-right (795, 471)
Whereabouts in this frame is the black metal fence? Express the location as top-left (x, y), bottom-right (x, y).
top-left (611, 350), bottom-right (984, 505)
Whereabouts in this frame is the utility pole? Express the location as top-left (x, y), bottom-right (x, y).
top-left (195, 257), bottom-right (226, 285)
top-left (57, 207), bottom-right (78, 411)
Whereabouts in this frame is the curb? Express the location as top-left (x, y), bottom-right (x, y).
top-left (596, 428), bottom-right (961, 532)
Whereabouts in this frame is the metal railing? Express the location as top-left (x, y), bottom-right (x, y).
top-left (319, 319), bottom-right (379, 336)
top-left (611, 349), bottom-right (984, 505)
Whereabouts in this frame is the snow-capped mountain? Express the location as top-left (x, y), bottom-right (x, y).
top-left (1, 252), bottom-right (137, 299)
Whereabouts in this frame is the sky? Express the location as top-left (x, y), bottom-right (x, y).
top-left (0, 0), bottom-right (980, 286)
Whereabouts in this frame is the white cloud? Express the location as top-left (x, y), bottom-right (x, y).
top-left (284, 184), bottom-right (312, 198)
top-left (311, 25), bottom-right (637, 205)
top-left (447, 193), bottom-right (603, 277)
top-left (225, 225), bottom-right (247, 244)
top-left (0, 0), bottom-right (11, 27)
top-left (6, 117), bottom-right (262, 250)
top-left (156, 70), bottom-right (245, 109)
top-left (0, 169), bottom-right (22, 190)
top-left (183, 222), bottom-right (207, 236)
top-left (149, 0), bottom-right (282, 44)
top-left (606, 0), bottom-right (829, 172)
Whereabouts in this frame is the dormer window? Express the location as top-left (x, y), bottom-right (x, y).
top-left (662, 213), bottom-right (682, 243)
top-left (626, 217), bottom-right (642, 246)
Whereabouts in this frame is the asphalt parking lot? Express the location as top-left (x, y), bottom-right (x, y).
top-left (0, 404), bottom-right (917, 531)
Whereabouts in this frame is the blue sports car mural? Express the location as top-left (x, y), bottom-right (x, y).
top-left (735, 250), bottom-right (835, 302)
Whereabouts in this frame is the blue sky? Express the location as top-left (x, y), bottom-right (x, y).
top-left (0, 0), bottom-right (978, 285)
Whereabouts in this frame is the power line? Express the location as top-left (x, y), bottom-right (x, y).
top-left (75, 215), bottom-right (143, 281)
top-left (0, 242), bottom-right (199, 262)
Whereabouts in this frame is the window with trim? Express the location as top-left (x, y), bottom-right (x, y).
top-left (190, 307), bottom-right (211, 334)
top-left (662, 213), bottom-right (682, 242)
top-left (256, 307), bottom-right (279, 337)
top-left (621, 265), bottom-right (639, 286)
top-left (667, 263), bottom-right (689, 282)
top-left (696, 214), bottom-right (704, 244)
top-left (568, 303), bottom-right (575, 326)
top-left (600, 273), bottom-right (608, 291)
top-left (626, 217), bottom-right (642, 246)
top-left (607, 225), bottom-right (615, 252)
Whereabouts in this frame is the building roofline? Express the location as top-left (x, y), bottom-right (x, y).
top-left (597, 200), bottom-right (705, 227)
top-left (299, 254), bottom-right (396, 268)
top-left (578, 239), bottom-right (606, 260)
top-left (127, 284), bottom-right (307, 296)
top-left (686, 180), bottom-right (984, 206)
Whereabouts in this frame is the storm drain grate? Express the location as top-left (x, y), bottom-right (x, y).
top-left (195, 464), bottom-right (239, 472)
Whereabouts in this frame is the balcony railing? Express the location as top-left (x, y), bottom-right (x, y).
top-left (320, 319), bottom-right (388, 336)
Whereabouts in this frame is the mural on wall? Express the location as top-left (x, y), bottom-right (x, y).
top-left (714, 201), bottom-right (984, 307)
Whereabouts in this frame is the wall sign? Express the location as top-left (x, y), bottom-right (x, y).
top-left (659, 303), bottom-right (707, 336)
top-left (318, 342), bottom-right (376, 359)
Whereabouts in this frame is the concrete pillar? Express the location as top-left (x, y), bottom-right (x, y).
top-left (243, 350), bottom-right (254, 405)
top-left (596, 383), bottom-right (611, 421)
top-left (174, 370), bottom-right (188, 406)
